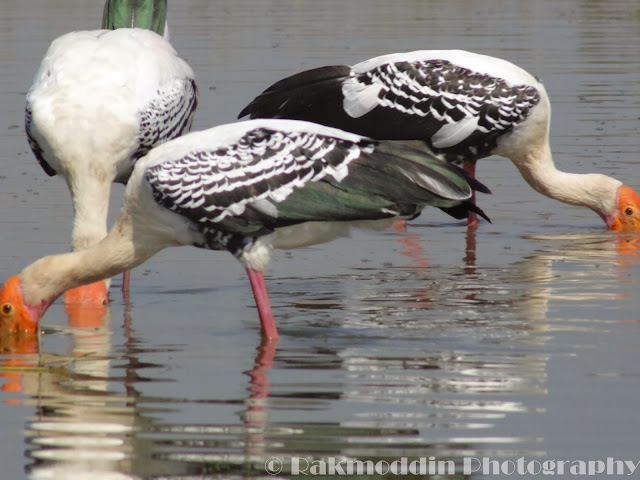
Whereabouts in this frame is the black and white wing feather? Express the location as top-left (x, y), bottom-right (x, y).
top-left (136, 77), bottom-right (198, 159)
top-left (143, 120), bottom-right (490, 256)
top-left (144, 123), bottom-right (375, 254)
top-left (25, 103), bottom-right (56, 176)
top-left (239, 51), bottom-right (542, 163)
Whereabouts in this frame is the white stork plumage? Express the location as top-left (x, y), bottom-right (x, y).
top-left (1, 119), bottom-right (489, 340)
top-left (25, 0), bottom-right (198, 305)
top-left (239, 49), bottom-right (640, 230)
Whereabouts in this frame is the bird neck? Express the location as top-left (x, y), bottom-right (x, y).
top-left (68, 173), bottom-right (112, 252)
top-left (509, 140), bottom-right (621, 219)
top-left (19, 212), bottom-right (160, 309)
top-left (102, 0), bottom-right (168, 38)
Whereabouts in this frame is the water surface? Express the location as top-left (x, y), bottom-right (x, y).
top-left (1, 0), bottom-right (640, 478)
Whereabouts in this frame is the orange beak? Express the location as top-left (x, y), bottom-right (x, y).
top-left (63, 281), bottom-right (109, 328)
top-left (63, 281), bottom-right (109, 306)
top-left (609, 186), bottom-right (640, 231)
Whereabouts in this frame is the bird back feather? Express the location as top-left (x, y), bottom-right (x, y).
top-left (143, 122), bottom-right (491, 256)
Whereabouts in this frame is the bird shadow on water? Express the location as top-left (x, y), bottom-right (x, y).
top-left (0, 230), bottom-right (639, 477)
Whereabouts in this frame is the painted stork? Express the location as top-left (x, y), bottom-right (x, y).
top-left (238, 49), bottom-right (640, 230)
top-left (25, 0), bottom-right (198, 305)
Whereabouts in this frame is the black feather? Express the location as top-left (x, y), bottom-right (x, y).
top-left (439, 202), bottom-right (491, 223)
top-left (25, 105), bottom-right (57, 177)
top-left (238, 65), bottom-right (352, 120)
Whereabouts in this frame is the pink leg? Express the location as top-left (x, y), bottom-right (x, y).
top-left (463, 161), bottom-right (478, 229)
top-left (246, 268), bottom-right (279, 340)
top-left (392, 219), bottom-right (407, 233)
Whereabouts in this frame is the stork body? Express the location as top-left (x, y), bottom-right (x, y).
top-left (26, 3), bottom-right (198, 303)
top-left (239, 50), bottom-right (640, 230)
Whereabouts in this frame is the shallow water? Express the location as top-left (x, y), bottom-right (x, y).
top-left (1, 0), bottom-right (640, 478)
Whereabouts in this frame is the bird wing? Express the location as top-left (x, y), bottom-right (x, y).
top-left (356, 59), bottom-right (540, 155)
top-left (143, 123), bottom-right (489, 253)
top-left (135, 77), bottom-right (199, 160)
top-left (144, 125), bottom-right (375, 246)
top-left (237, 65), bottom-right (353, 120)
top-left (238, 55), bottom-right (540, 162)
top-left (277, 140), bottom-right (491, 223)
top-left (25, 103), bottom-right (57, 177)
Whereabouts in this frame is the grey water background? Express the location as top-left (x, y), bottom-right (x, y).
top-left (1, 0), bottom-right (640, 478)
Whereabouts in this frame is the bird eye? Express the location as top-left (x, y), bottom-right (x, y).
top-left (625, 207), bottom-right (634, 216)
top-left (1, 303), bottom-right (12, 315)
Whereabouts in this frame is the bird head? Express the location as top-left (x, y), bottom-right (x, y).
top-left (0, 276), bottom-right (39, 335)
top-left (63, 281), bottom-right (109, 307)
top-left (63, 281), bottom-right (110, 329)
top-left (609, 186), bottom-right (640, 231)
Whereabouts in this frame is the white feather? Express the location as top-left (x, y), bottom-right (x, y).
top-left (141, 119), bottom-right (367, 171)
top-left (431, 116), bottom-right (480, 148)
top-left (251, 198), bottom-right (279, 218)
top-left (351, 50), bottom-right (539, 87)
top-left (341, 77), bottom-right (383, 118)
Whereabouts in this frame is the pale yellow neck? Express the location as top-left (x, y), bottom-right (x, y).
top-left (66, 163), bottom-right (115, 251)
top-left (20, 212), bottom-right (161, 306)
top-left (506, 141), bottom-right (621, 217)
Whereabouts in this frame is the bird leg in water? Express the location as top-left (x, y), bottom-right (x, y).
top-left (464, 160), bottom-right (478, 229)
top-left (246, 268), bottom-right (279, 341)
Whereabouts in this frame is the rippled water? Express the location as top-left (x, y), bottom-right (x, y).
top-left (1, 0), bottom-right (640, 478)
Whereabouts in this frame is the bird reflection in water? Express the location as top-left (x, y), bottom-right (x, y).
top-left (612, 233), bottom-right (640, 266)
top-left (0, 300), bottom-right (279, 478)
top-left (0, 302), bottom-right (127, 478)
